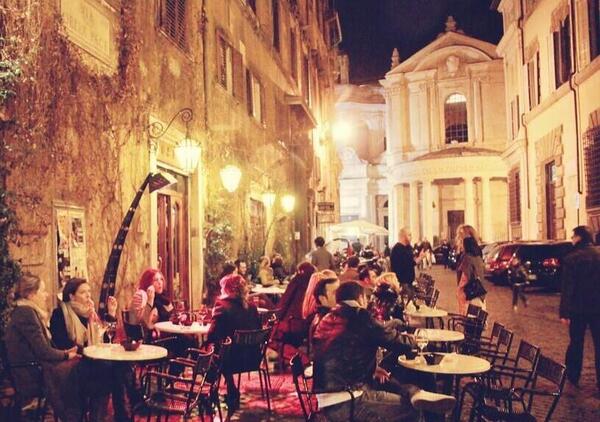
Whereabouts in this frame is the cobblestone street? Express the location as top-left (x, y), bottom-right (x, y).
top-left (429, 265), bottom-right (600, 421)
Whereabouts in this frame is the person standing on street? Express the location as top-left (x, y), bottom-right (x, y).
top-left (560, 226), bottom-right (600, 391)
top-left (310, 236), bottom-right (336, 271)
top-left (390, 228), bottom-right (424, 292)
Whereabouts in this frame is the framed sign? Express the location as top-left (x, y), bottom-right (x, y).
top-left (54, 204), bottom-right (89, 290)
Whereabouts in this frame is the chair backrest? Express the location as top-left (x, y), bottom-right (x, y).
top-left (121, 309), bottom-right (145, 341)
top-left (515, 340), bottom-right (541, 369)
top-left (530, 355), bottom-right (566, 422)
top-left (290, 353), bottom-right (317, 422)
top-left (425, 289), bottom-right (439, 307)
top-left (490, 322), bottom-right (504, 341)
top-left (466, 304), bottom-right (481, 318)
top-left (227, 327), bottom-right (272, 374)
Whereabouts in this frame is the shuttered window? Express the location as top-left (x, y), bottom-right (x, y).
top-left (232, 49), bottom-right (245, 102)
top-left (159, 0), bottom-right (187, 51)
top-left (245, 69), bottom-right (264, 124)
top-left (290, 29), bottom-right (298, 81)
top-left (272, 0), bottom-right (280, 51)
top-left (510, 96), bottom-right (520, 140)
top-left (509, 168), bottom-right (521, 224)
top-left (527, 51), bottom-right (540, 109)
top-left (590, 0), bottom-right (600, 60)
top-left (553, 15), bottom-right (572, 88)
top-left (584, 125), bottom-right (600, 209)
top-left (217, 34), bottom-right (233, 92)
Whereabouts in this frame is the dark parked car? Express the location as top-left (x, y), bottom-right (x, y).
top-left (506, 242), bottom-right (573, 290)
top-left (485, 243), bottom-right (520, 284)
top-left (447, 248), bottom-right (459, 270)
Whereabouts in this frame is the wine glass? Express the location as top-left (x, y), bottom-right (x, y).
top-left (105, 322), bottom-right (117, 345)
top-left (198, 305), bottom-right (209, 327)
top-left (415, 329), bottom-right (429, 356)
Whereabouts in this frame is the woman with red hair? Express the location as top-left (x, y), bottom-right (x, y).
top-left (129, 268), bottom-right (174, 331)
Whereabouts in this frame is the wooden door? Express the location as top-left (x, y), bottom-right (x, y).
top-left (448, 210), bottom-right (465, 243)
top-left (157, 190), bottom-right (189, 304)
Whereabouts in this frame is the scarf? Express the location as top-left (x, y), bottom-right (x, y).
top-left (60, 300), bottom-right (101, 347)
top-left (16, 298), bottom-right (52, 340)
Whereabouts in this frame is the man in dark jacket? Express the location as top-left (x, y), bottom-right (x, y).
top-left (312, 282), bottom-right (454, 421)
top-left (391, 228), bottom-right (424, 289)
top-left (560, 226), bottom-right (600, 390)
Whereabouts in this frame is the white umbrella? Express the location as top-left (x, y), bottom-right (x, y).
top-left (330, 219), bottom-right (389, 236)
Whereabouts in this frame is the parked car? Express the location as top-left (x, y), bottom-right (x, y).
top-left (485, 243), bottom-right (520, 284)
top-left (506, 241), bottom-right (573, 290)
top-left (482, 241), bottom-right (508, 261)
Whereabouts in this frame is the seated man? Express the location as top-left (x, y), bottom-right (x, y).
top-left (312, 281), bottom-right (454, 421)
top-left (338, 255), bottom-right (360, 283)
top-left (308, 276), bottom-right (339, 359)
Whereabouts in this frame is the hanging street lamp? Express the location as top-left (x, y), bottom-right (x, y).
top-left (281, 193), bottom-right (296, 213)
top-left (220, 164), bottom-right (242, 192)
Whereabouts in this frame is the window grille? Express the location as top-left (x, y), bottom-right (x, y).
top-left (584, 126), bottom-right (600, 209)
top-left (509, 168), bottom-right (521, 223)
top-left (159, 0), bottom-right (187, 51)
top-left (444, 93), bottom-right (468, 143)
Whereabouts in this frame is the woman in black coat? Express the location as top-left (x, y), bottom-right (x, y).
top-left (5, 273), bottom-right (80, 421)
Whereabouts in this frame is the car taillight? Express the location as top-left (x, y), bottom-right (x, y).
top-left (543, 258), bottom-right (560, 268)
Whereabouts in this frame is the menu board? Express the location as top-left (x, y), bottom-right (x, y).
top-left (55, 205), bottom-right (89, 289)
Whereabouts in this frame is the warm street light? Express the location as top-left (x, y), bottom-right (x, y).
top-left (220, 164), bottom-right (242, 192)
top-left (262, 189), bottom-right (276, 208)
top-left (332, 120), bottom-right (352, 144)
top-left (281, 194), bottom-right (296, 213)
top-left (147, 108), bottom-right (201, 174)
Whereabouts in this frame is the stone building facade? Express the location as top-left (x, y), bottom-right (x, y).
top-left (381, 18), bottom-right (509, 244)
top-left (1, 0), bottom-right (341, 311)
top-left (495, 0), bottom-right (600, 239)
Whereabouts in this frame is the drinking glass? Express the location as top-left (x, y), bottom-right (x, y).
top-left (105, 322), bottom-right (117, 345)
top-left (198, 305), bottom-right (209, 326)
top-left (415, 329), bottom-right (429, 355)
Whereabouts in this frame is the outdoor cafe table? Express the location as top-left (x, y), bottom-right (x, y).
top-left (83, 344), bottom-right (168, 363)
top-left (418, 328), bottom-right (464, 352)
top-left (405, 306), bottom-right (448, 328)
top-left (398, 353), bottom-right (491, 420)
top-left (154, 321), bottom-right (211, 344)
top-left (251, 285), bottom-right (287, 295)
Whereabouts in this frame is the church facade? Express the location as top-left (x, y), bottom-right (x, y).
top-left (381, 18), bottom-right (509, 244)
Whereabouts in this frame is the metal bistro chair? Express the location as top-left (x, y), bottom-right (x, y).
top-left (138, 346), bottom-right (214, 420)
top-left (226, 327), bottom-right (273, 412)
top-left (478, 327), bottom-right (515, 366)
top-left (290, 353), bottom-right (355, 422)
top-left (472, 354), bottom-right (566, 422)
top-left (0, 342), bottom-right (49, 422)
top-left (460, 339), bottom-right (541, 420)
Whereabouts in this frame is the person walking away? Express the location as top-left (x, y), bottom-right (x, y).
top-left (339, 255), bottom-right (360, 283)
top-left (454, 225), bottom-right (479, 282)
top-left (560, 226), bottom-right (600, 391)
top-left (439, 239), bottom-right (450, 269)
top-left (457, 237), bottom-right (486, 315)
top-left (352, 238), bottom-right (363, 256)
top-left (390, 228), bottom-right (424, 293)
top-left (310, 236), bottom-right (336, 271)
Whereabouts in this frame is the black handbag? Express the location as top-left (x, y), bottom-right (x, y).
top-left (464, 276), bottom-right (487, 301)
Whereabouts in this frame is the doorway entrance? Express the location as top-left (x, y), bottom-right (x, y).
top-left (447, 210), bottom-right (465, 243)
top-left (157, 170), bottom-right (189, 304)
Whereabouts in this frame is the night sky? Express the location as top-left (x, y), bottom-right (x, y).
top-left (337, 0), bottom-right (503, 83)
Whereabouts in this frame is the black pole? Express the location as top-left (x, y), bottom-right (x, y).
top-left (98, 173), bottom-right (152, 316)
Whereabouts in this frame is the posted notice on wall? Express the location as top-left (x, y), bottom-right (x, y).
top-left (55, 205), bottom-right (89, 290)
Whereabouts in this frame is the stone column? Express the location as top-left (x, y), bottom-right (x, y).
top-left (422, 179), bottom-right (434, 242)
top-left (464, 177), bottom-right (475, 226)
top-left (388, 184), bottom-right (405, 244)
top-left (481, 177), bottom-right (492, 241)
top-left (409, 181), bottom-right (419, 239)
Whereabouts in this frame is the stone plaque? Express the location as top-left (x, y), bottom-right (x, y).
top-left (61, 0), bottom-right (115, 66)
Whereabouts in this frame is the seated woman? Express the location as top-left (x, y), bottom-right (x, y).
top-left (271, 253), bottom-right (287, 282)
top-left (50, 278), bottom-right (129, 421)
top-left (5, 273), bottom-right (80, 421)
top-left (207, 274), bottom-right (260, 411)
top-left (258, 256), bottom-right (276, 286)
top-left (129, 268), bottom-right (173, 335)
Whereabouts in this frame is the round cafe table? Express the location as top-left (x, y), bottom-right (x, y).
top-left (251, 285), bottom-right (287, 295)
top-left (416, 328), bottom-right (464, 351)
top-left (398, 353), bottom-right (490, 421)
top-left (405, 306), bottom-right (448, 328)
top-left (154, 321), bottom-right (211, 336)
top-left (83, 344), bottom-right (168, 363)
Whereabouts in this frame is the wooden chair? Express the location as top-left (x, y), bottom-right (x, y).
top-left (290, 353), bottom-right (355, 422)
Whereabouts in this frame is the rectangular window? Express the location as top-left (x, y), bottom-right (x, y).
top-left (302, 55), bottom-right (309, 100)
top-left (272, 0), bottom-right (280, 51)
top-left (290, 29), bottom-right (298, 81)
top-left (510, 96), bottom-right (520, 139)
top-left (509, 168), bottom-right (521, 224)
top-left (246, 69), bottom-right (263, 124)
top-left (217, 34), bottom-right (233, 92)
top-left (584, 125), bottom-right (600, 209)
top-left (159, 0), bottom-right (187, 51)
top-left (590, 0), bottom-right (600, 60)
top-left (545, 161), bottom-right (557, 239)
top-left (553, 15), bottom-right (572, 88)
top-left (527, 51), bottom-right (541, 109)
